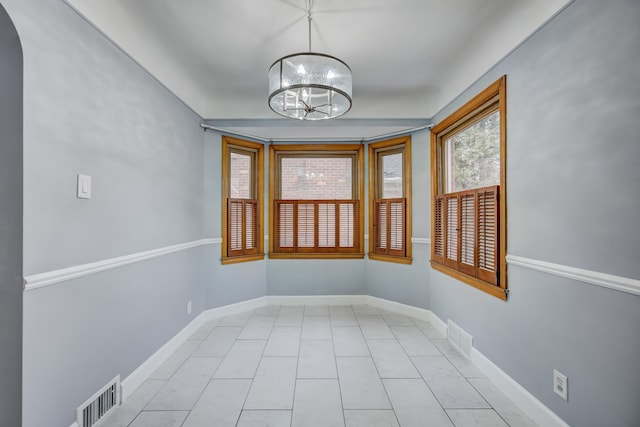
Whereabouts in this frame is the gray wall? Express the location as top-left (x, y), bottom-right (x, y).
top-left (203, 131), bottom-right (268, 307)
top-left (366, 128), bottom-right (431, 307)
top-left (1, 1), bottom-right (207, 426)
top-left (268, 259), bottom-right (366, 295)
top-left (23, 249), bottom-right (205, 427)
top-left (429, 1), bottom-right (640, 426)
top-left (0, 4), bottom-right (22, 426)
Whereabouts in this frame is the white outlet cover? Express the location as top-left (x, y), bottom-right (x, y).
top-left (553, 369), bottom-right (568, 401)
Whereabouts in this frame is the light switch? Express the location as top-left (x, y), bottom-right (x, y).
top-left (77, 174), bottom-right (92, 199)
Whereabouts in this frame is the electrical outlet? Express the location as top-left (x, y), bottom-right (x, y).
top-left (553, 369), bottom-right (568, 401)
top-left (187, 300), bottom-right (192, 315)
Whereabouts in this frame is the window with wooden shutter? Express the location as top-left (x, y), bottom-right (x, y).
top-left (222, 137), bottom-right (264, 264)
top-left (430, 76), bottom-right (507, 300)
top-left (227, 198), bottom-right (259, 257)
top-left (274, 200), bottom-right (359, 253)
top-left (477, 187), bottom-right (499, 285)
top-left (269, 144), bottom-right (364, 259)
top-left (373, 199), bottom-right (406, 257)
top-left (432, 186), bottom-right (499, 285)
top-left (369, 137), bottom-right (412, 264)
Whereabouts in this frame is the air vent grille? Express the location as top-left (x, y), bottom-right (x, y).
top-left (447, 320), bottom-right (473, 358)
top-left (76, 375), bottom-right (120, 427)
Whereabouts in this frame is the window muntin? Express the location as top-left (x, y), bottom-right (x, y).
top-left (430, 76), bottom-right (507, 299)
top-left (222, 137), bottom-right (264, 264)
top-left (369, 137), bottom-right (412, 263)
top-left (269, 144), bottom-right (364, 258)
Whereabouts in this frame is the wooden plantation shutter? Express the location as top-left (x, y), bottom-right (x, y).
top-left (459, 191), bottom-right (476, 277)
top-left (477, 187), bottom-right (499, 285)
top-left (432, 197), bottom-right (445, 264)
top-left (227, 198), bottom-right (259, 257)
top-left (274, 200), bottom-right (359, 253)
top-left (339, 202), bottom-right (356, 248)
top-left (444, 194), bottom-right (458, 269)
top-left (297, 202), bottom-right (315, 251)
top-left (374, 200), bottom-right (387, 252)
top-left (318, 202), bottom-right (336, 248)
top-left (276, 201), bottom-right (294, 252)
top-left (432, 185), bottom-right (499, 285)
top-left (373, 198), bottom-right (406, 257)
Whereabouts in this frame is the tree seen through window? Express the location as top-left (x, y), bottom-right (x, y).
top-left (446, 110), bottom-right (500, 193)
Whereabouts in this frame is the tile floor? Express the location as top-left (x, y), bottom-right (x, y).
top-left (102, 305), bottom-right (537, 427)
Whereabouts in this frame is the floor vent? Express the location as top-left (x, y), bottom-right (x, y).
top-left (76, 375), bottom-right (120, 427)
top-left (447, 320), bottom-right (473, 358)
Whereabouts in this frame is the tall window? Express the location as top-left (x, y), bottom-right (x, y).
top-left (269, 144), bottom-right (364, 258)
top-left (368, 136), bottom-right (412, 264)
top-left (430, 76), bottom-right (507, 300)
top-left (222, 136), bottom-right (264, 264)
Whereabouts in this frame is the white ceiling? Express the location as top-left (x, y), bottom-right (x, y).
top-left (66, 0), bottom-right (568, 122)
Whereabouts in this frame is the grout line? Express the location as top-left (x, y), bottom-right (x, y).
top-left (466, 380), bottom-right (513, 426)
top-left (116, 304), bottom-right (523, 427)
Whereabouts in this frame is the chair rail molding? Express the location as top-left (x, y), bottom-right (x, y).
top-left (506, 254), bottom-right (640, 296)
top-left (411, 237), bottom-right (431, 245)
top-left (24, 238), bottom-right (219, 291)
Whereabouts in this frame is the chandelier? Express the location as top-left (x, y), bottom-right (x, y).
top-left (268, 3), bottom-right (352, 120)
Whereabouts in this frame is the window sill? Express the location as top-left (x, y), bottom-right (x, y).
top-left (430, 262), bottom-right (508, 301)
top-left (221, 254), bottom-right (265, 265)
top-left (368, 253), bottom-right (412, 265)
top-left (268, 252), bottom-right (365, 260)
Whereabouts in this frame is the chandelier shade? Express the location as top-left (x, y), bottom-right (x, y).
top-left (268, 52), bottom-right (352, 120)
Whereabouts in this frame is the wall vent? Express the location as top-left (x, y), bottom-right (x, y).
top-left (447, 320), bottom-right (473, 358)
top-left (458, 328), bottom-right (473, 356)
top-left (447, 320), bottom-right (460, 345)
top-left (76, 375), bottom-right (120, 427)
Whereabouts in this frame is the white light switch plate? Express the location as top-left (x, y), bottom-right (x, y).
top-left (77, 174), bottom-right (92, 199)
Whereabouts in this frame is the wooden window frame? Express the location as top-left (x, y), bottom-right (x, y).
top-left (221, 136), bottom-right (265, 264)
top-left (430, 76), bottom-right (508, 300)
top-left (268, 144), bottom-right (365, 259)
top-left (368, 136), bottom-right (412, 264)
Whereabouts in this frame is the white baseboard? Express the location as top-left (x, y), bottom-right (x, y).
top-left (471, 348), bottom-right (570, 427)
top-left (267, 295), bottom-right (367, 306)
top-left (200, 296), bottom-right (268, 322)
top-left (365, 296), bottom-right (447, 337)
